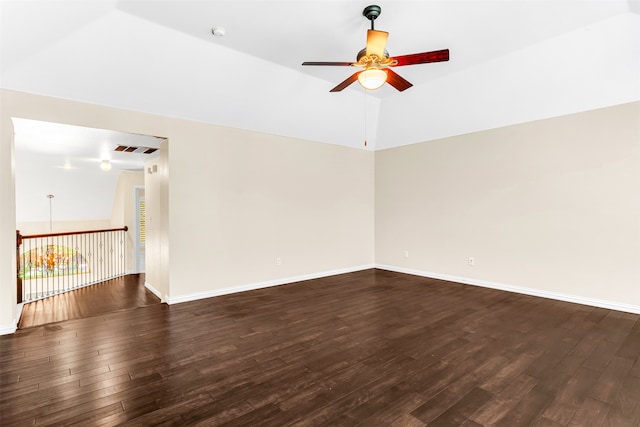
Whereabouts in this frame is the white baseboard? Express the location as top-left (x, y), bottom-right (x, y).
top-left (0, 303), bottom-right (23, 335)
top-left (0, 321), bottom-right (17, 335)
top-left (3, 264), bottom-right (632, 334)
top-left (165, 264), bottom-right (375, 305)
top-left (376, 264), bottom-right (640, 315)
top-left (144, 281), bottom-right (162, 300)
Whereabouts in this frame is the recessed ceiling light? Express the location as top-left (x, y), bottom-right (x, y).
top-left (100, 160), bottom-right (112, 172)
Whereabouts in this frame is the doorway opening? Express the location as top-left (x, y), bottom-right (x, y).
top-left (135, 186), bottom-right (146, 273)
top-left (12, 118), bottom-right (166, 327)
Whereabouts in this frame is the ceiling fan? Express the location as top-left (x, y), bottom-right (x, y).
top-left (302, 5), bottom-right (449, 92)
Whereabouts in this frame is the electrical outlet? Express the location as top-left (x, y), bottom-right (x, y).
top-left (276, 257), bottom-right (282, 266)
top-left (468, 257), bottom-right (475, 266)
top-left (403, 250), bottom-right (409, 258)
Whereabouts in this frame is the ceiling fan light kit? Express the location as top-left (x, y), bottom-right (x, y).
top-left (302, 5), bottom-right (449, 92)
top-left (358, 68), bottom-right (387, 90)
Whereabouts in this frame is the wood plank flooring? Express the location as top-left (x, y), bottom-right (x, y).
top-left (18, 274), bottom-right (159, 329)
top-left (1, 269), bottom-right (639, 426)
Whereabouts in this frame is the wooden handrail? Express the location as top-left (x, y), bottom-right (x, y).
top-left (19, 226), bottom-right (128, 240)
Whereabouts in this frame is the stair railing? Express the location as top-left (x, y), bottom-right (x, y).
top-left (16, 226), bottom-right (128, 303)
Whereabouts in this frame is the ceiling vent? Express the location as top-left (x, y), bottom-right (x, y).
top-left (114, 145), bottom-right (158, 154)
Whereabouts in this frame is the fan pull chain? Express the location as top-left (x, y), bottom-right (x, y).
top-left (363, 87), bottom-right (368, 147)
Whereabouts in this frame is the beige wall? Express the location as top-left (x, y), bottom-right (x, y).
top-left (110, 171), bottom-right (144, 272)
top-left (376, 102), bottom-right (640, 308)
top-left (144, 142), bottom-right (169, 300)
top-left (0, 89), bottom-right (375, 331)
top-left (166, 119), bottom-right (374, 299)
top-left (2, 88), bottom-right (637, 333)
top-left (0, 102), bottom-right (17, 331)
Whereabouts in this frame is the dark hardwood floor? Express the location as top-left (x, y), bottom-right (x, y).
top-left (1, 269), bottom-right (639, 426)
top-left (18, 274), bottom-right (159, 329)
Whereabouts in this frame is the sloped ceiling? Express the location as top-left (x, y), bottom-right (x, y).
top-left (2, 0), bottom-right (639, 151)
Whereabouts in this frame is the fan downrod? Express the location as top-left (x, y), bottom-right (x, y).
top-left (363, 5), bottom-right (381, 29)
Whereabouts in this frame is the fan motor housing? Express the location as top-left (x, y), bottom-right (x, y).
top-left (363, 5), bottom-right (382, 21)
top-left (356, 47), bottom-right (390, 62)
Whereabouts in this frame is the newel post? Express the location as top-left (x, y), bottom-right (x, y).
top-left (16, 230), bottom-right (22, 304)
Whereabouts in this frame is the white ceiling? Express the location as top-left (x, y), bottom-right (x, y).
top-left (2, 0), bottom-right (639, 152)
top-left (12, 118), bottom-right (162, 223)
top-left (13, 118), bottom-right (162, 171)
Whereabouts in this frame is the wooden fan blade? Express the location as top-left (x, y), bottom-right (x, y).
top-left (330, 72), bottom-right (361, 92)
top-left (302, 61), bottom-right (354, 66)
top-left (366, 30), bottom-right (389, 57)
top-left (385, 68), bottom-right (413, 91)
top-left (392, 49), bottom-right (449, 66)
